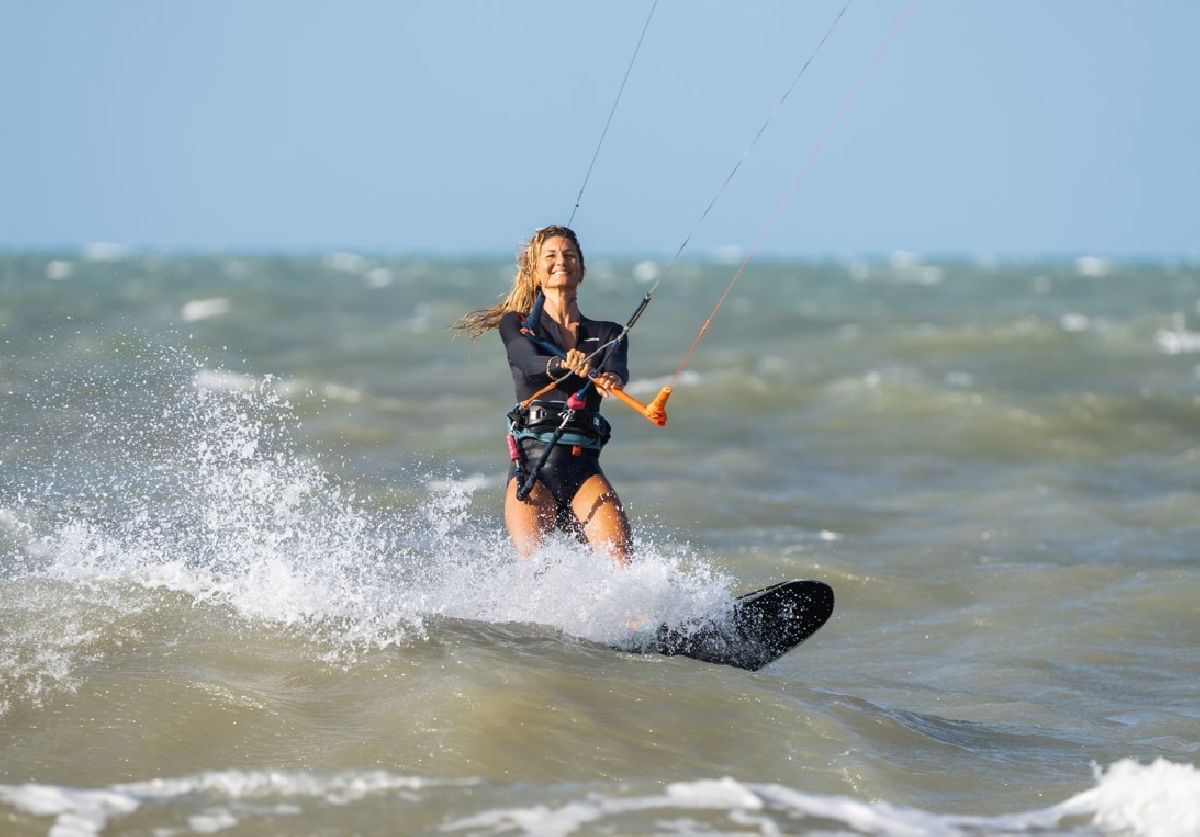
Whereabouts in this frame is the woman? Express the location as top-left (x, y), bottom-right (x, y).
top-left (453, 226), bottom-right (633, 564)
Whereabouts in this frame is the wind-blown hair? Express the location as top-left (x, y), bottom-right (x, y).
top-left (451, 225), bottom-right (585, 339)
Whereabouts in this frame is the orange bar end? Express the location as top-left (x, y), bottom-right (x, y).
top-left (645, 386), bottom-right (671, 426)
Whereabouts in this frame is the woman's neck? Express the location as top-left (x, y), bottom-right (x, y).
top-left (540, 288), bottom-right (580, 325)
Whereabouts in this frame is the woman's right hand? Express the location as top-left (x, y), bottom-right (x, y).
top-left (561, 348), bottom-right (591, 379)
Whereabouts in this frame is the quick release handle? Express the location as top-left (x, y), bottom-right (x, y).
top-left (609, 386), bottom-right (671, 426)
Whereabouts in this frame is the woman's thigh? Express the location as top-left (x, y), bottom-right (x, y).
top-left (571, 474), bottom-right (632, 564)
top-left (504, 477), bottom-right (556, 557)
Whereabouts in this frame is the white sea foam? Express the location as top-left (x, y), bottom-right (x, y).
top-left (439, 760), bottom-right (1200, 836)
top-left (885, 251), bottom-right (943, 285)
top-left (625, 369), bottom-right (700, 396)
top-left (1075, 255), bottom-right (1112, 277)
top-left (365, 266), bottom-right (394, 288)
top-left (222, 260), bottom-right (253, 280)
top-left (846, 259), bottom-right (871, 281)
top-left (271, 377), bottom-right (367, 404)
top-left (1060, 312), bottom-right (1092, 333)
top-left (711, 244), bottom-right (745, 265)
top-left (444, 777), bottom-right (769, 837)
top-left (1051, 758), bottom-right (1200, 836)
top-left (1155, 314), bottom-right (1200, 354)
top-left (45, 259), bottom-right (74, 280)
top-left (0, 771), bottom-right (474, 836)
top-left (81, 242), bottom-right (127, 262)
top-left (944, 370), bottom-right (974, 388)
top-left (632, 260), bottom-right (659, 283)
top-left (906, 265), bottom-right (944, 285)
top-left (323, 251), bottom-right (368, 274)
top-left (180, 297), bottom-right (231, 322)
top-left (403, 301), bottom-right (435, 332)
top-left (319, 382), bottom-right (365, 403)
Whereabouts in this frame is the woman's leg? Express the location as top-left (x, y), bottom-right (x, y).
top-left (505, 477), bottom-right (557, 558)
top-left (571, 474), bottom-right (632, 565)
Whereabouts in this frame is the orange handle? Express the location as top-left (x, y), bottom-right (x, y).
top-left (609, 386), bottom-right (671, 426)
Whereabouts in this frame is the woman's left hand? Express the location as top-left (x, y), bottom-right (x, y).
top-left (593, 372), bottom-right (624, 394)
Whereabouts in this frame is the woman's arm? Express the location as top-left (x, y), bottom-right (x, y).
top-left (499, 311), bottom-right (560, 382)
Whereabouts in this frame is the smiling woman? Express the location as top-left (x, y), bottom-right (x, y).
top-left (452, 226), bottom-right (634, 564)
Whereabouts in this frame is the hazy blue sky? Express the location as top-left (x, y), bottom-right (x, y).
top-left (4, 1), bottom-right (1196, 258)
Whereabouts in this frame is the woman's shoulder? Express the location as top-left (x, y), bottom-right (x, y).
top-left (498, 309), bottom-right (525, 336)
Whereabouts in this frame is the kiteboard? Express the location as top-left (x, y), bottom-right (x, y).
top-left (645, 579), bottom-right (834, 671)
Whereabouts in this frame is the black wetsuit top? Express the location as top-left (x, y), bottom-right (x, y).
top-left (500, 310), bottom-right (629, 519)
top-left (498, 310), bottom-right (629, 407)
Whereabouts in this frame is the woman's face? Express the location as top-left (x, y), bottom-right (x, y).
top-left (536, 235), bottom-right (583, 291)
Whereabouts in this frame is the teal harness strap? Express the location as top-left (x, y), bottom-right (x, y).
top-left (508, 422), bottom-right (606, 451)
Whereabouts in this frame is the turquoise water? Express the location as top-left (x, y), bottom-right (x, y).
top-left (1, 250), bottom-right (1198, 834)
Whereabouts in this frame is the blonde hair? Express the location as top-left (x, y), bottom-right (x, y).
top-left (452, 226), bottom-right (586, 339)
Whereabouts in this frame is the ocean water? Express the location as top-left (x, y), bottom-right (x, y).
top-left (1, 250), bottom-right (1198, 835)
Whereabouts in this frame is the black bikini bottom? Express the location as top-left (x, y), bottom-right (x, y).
top-left (509, 438), bottom-right (606, 529)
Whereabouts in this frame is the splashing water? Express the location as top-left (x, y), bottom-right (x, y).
top-left (1, 339), bottom-right (732, 708)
